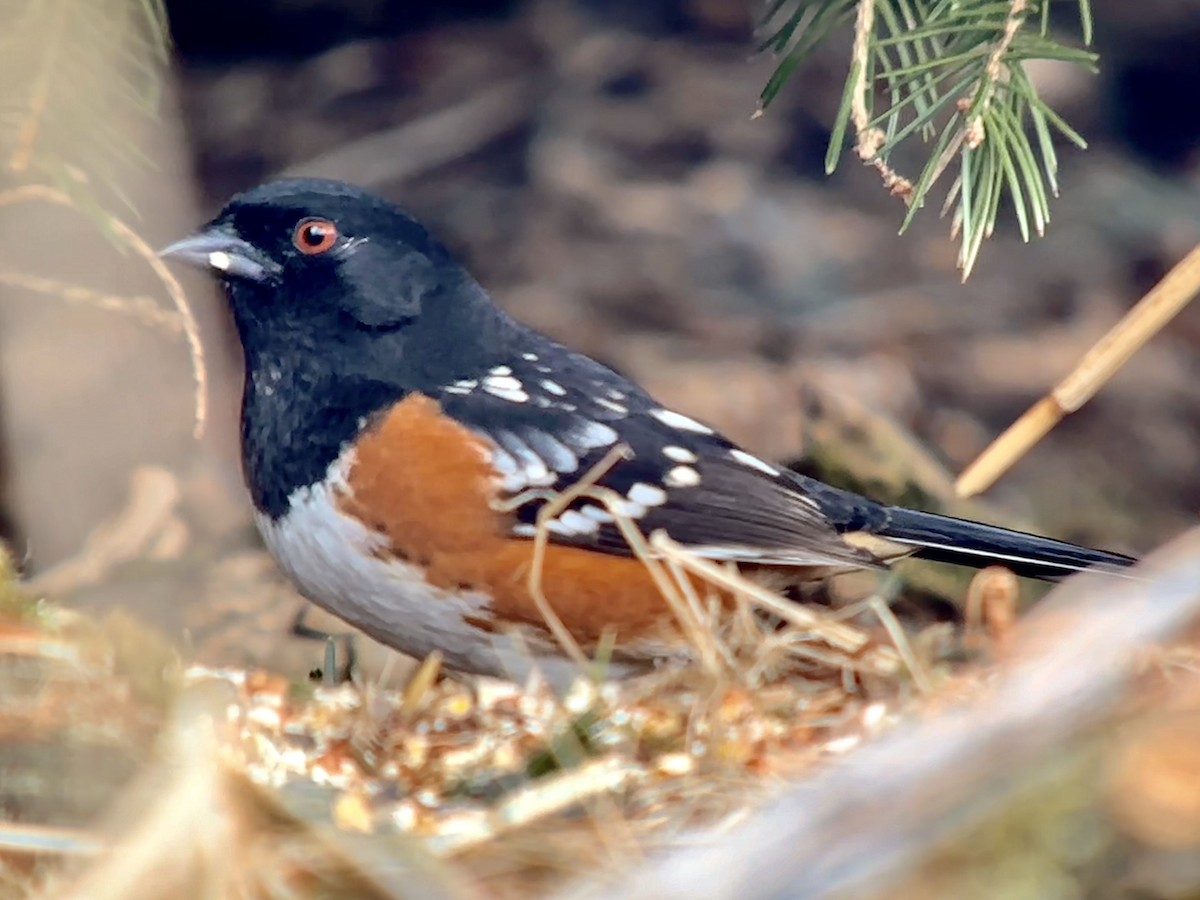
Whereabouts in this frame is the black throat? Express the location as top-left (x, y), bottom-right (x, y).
top-left (235, 276), bottom-right (525, 519)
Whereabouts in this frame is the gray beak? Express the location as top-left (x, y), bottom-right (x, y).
top-left (158, 228), bottom-right (277, 282)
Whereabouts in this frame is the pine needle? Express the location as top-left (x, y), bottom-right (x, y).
top-left (758, 0), bottom-right (1097, 275)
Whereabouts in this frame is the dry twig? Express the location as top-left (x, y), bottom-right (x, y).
top-left (957, 241), bottom-right (1200, 496)
top-left (0, 183), bottom-right (209, 437)
top-left (28, 466), bottom-right (183, 597)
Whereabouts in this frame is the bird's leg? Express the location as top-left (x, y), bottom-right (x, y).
top-left (290, 604), bottom-right (358, 684)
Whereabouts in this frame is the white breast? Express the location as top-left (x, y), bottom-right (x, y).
top-left (253, 451), bottom-right (627, 682)
top-left (254, 450), bottom-right (508, 674)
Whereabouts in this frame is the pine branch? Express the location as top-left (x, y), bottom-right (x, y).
top-left (758, 0), bottom-right (1097, 277)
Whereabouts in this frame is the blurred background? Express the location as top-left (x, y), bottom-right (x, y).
top-left (1, 0), bottom-right (1199, 676)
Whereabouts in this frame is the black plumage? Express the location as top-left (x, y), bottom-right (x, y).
top-left (161, 177), bottom-right (1136, 581)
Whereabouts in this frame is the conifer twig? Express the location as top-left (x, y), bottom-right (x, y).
top-left (758, 0), bottom-right (1096, 274)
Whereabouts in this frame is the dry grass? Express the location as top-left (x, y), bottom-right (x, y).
top-left (160, 503), bottom-right (935, 898)
top-left (0, 184), bottom-right (208, 438)
top-left (2, 506), bottom-right (1199, 898)
top-left (0, 473), bottom-right (948, 898)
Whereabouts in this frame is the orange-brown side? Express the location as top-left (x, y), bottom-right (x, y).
top-left (336, 393), bottom-right (681, 649)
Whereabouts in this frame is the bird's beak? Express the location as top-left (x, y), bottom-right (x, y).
top-left (158, 227), bottom-right (277, 282)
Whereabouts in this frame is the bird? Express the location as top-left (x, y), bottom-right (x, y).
top-left (161, 178), bottom-right (1136, 680)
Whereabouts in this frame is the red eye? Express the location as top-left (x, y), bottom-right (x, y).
top-left (292, 217), bottom-right (338, 255)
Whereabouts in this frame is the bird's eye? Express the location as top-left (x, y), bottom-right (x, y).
top-left (292, 217), bottom-right (338, 255)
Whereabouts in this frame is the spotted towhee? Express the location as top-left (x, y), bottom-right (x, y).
top-left (162, 178), bottom-right (1136, 679)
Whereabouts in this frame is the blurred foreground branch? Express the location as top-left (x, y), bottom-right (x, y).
top-left (577, 529), bottom-right (1200, 899)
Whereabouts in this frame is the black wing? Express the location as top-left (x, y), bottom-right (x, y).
top-left (436, 346), bottom-right (881, 572)
top-left (435, 342), bottom-right (1137, 582)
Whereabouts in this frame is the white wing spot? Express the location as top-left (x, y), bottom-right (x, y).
top-left (444, 378), bottom-right (478, 395)
top-left (663, 445), bottom-right (697, 464)
top-left (485, 374), bottom-right (524, 391)
top-left (521, 352), bottom-right (539, 361)
top-left (540, 379), bottom-right (567, 396)
top-left (665, 465), bottom-right (701, 487)
top-left (485, 386), bottom-right (530, 403)
top-left (489, 365), bottom-right (512, 376)
top-left (730, 449), bottom-right (779, 476)
top-left (595, 397), bottom-right (628, 414)
top-left (495, 432), bottom-right (555, 487)
top-left (522, 430), bottom-right (579, 474)
top-left (512, 523), bottom-right (537, 537)
top-left (555, 510), bottom-right (598, 535)
top-left (570, 420), bottom-right (619, 450)
top-left (208, 250), bottom-right (232, 271)
top-left (580, 505), bottom-right (614, 523)
top-left (628, 482), bottom-right (667, 507)
top-left (483, 374), bottom-right (529, 403)
top-left (490, 447), bottom-right (526, 492)
top-left (651, 409), bottom-right (713, 434)
top-left (612, 499), bottom-right (646, 519)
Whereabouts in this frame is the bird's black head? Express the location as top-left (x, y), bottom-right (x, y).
top-left (161, 178), bottom-right (493, 356)
top-left (161, 178), bottom-right (524, 516)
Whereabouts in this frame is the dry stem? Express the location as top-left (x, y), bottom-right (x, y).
top-left (957, 240), bottom-right (1200, 496)
top-left (849, 0), bottom-right (913, 199)
top-left (8, 0), bottom-right (69, 173)
top-left (0, 183), bottom-right (209, 438)
top-left (965, 0), bottom-right (1027, 150)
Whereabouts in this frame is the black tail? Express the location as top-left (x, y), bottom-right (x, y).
top-left (876, 505), bottom-right (1137, 581)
